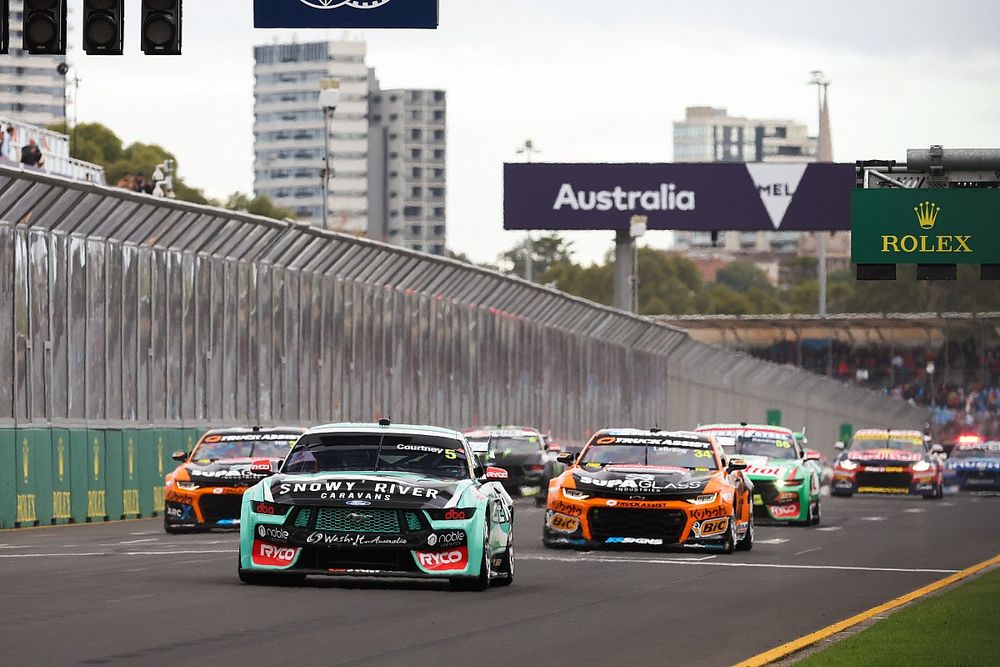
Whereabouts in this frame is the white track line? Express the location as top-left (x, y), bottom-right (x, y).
top-left (755, 538), bottom-right (789, 545)
top-left (794, 547), bottom-right (822, 556)
top-left (520, 554), bottom-right (960, 574)
top-left (816, 526), bottom-right (842, 532)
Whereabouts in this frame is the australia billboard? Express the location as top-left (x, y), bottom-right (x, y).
top-left (254, 0), bottom-right (439, 29)
top-left (503, 163), bottom-right (856, 232)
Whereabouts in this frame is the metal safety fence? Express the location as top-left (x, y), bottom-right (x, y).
top-left (0, 164), bottom-right (927, 527)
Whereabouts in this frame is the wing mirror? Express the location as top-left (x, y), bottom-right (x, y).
top-left (727, 457), bottom-right (748, 472)
top-left (803, 450), bottom-right (822, 462)
top-left (484, 467), bottom-right (508, 481)
top-left (250, 459), bottom-right (277, 476)
top-left (930, 444), bottom-right (945, 455)
top-left (556, 452), bottom-right (575, 464)
top-left (171, 451), bottom-right (188, 462)
top-left (834, 441), bottom-right (845, 450)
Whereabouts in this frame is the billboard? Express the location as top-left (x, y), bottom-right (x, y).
top-left (503, 163), bottom-right (856, 232)
top-left (852, 189), bottom-right (1000, 264)
top-left (254, 0), bottom-right (439, 29)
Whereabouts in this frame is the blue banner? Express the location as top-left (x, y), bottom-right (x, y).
top-left (254, 0), bottom-right (439, 29)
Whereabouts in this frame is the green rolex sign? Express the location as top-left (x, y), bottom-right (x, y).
top-left (852, 189), bottom-right (1000, 264)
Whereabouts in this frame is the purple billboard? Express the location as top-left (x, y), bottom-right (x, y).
top-left (503, 162), bottom-right (856, 231)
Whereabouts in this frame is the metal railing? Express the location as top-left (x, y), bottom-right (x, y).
top-left (0, 165), bottom-right (927, 447)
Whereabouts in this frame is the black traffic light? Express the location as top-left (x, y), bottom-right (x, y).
top-left (0, 0), bottom-right (9, 55)
top-left (22, 0), bottom-right (67, 55)
top-left (83, 0), bottom-right (124, 55)
top-left (141, 0), bottom-right (182, 55)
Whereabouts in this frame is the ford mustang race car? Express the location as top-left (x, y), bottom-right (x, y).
top-left (832, 429), bottom-right (944, 498)
top-left (164, 427), bottom-right (305, 533)
top-left (944, 440), bottom-right (1000, 492)
top-left (543, 429), bottom-right (753, 553)
top-left (696, 424), bottom-right (822, 525)
top-left (463, 426), bottom-right (555, 502)
top-left (238, 421), bottom-right (514, 590)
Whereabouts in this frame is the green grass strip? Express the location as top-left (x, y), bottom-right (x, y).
top-left (799, 568), bottom-right (1000, 666)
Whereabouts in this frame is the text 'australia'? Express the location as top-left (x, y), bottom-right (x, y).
top-left (554, 183), bottom-right (696, 212)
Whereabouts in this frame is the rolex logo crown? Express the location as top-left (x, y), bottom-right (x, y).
top-left (914, 201), bottom-right (940, 230)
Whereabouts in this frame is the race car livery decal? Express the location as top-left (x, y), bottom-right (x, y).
top-left (574, 471), bottom-right (709, 494)
top-left (847, 449), bottom-right (923, 462)
top-left (189, 467), bottom-right (265, 480)
top-left (595, 435), bottom-right (711, 448)
top-left (605, 537), bottom-right (663, 546)
top-left (769, 503), bottom-right (799, 518)
top-left (305, 532), bottom-right (410, 548)
top-left (546, 512), bottom-right (580, 533)
top-left (694, 517), bottom-right (729, 537)
top-left (548, 500), bottom-right (583, 516)
top-left (415, 547), bottom-right (469, 571)
top-left (690, 506), bottom-right (727, 520)
top-left (204, 432), bottom-right (302, 443)
top-left (857, 486), bottom-right (910, 494)
top-left (948, 460), bottom-right (1000, 471)
top-left (744, 466), bottom-right (783, 477)
top-left (269, 476), bottom-right (457, 507)
top-left (251, 540), bottom-right (299, 567)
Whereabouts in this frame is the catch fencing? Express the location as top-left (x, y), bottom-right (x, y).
top-left (0, 164), bottom-right (927, 526)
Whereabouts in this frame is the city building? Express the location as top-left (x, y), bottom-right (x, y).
top-left (0, 0), bottom-right (68, 127)
top-left (368, 84), bottom-right (447, 254)
top-left (253, 39), bottom-right (370, 233)
top-left (672, 106), bottom-right (817, 254)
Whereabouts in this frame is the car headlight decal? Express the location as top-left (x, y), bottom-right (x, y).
top-left (838, 460), bottom-right (858, 471)
top-left (561, 488), bottom-right (590, 501)
top-left (175, 481), bottom-right (200, 491)
top-left (686, 493), bottom-right (717, 505)
top-left (911, 461), bottom-right (932, 472)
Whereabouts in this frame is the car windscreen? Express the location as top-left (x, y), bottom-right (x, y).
top-left (192, 433), bottom-right (300, 461)
top-left (735, 434), bottom-right (799, 460)
top-left (951, 444), bottom-right (1000, 459)
top-left (579, 439), bottom-right (717, 470)
top-left (492, 437), bottom-right (540, 458)
top-left (848, 437), bottom-right (924, 454)
top-left (283, 433), bottom-right (470, 480)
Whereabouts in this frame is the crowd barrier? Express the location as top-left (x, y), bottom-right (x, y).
top-left (0, 165), bottom-right (929, 527)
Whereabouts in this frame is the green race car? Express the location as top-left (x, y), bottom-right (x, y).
top-left (696, 423), bottom-right (821, 525)
top-left (237, 421), bottom-right (515, 590)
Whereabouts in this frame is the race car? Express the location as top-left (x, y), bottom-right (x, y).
top-left (943, 440), bottom-right (1000, 492)
top-left (464, 426), bottom-right (555, 503)
top-left (696, 424), bottom-right (822, 525)
top-left (238, 421), bottom-right (515, 590)
top-left (543, 429), bottom-right (754, 553)
top-left (164, 427), bottom-right (305, 533)
top-left (831, 429), bottom-right (945, 499)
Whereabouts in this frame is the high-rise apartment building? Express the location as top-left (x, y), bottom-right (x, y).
top-left (253, 39), bottom-right (370, 232)
top-left (0, 0), bottom-right (67, 127)
top-left (673, 107), bottom-right (817, 253)
top-left (369, 85), bottom-right (447, 254)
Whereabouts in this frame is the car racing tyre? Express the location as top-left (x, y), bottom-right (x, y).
top-left (494, 538), bottom-right (515, 587)
top-left (810, 500), bottom-right (822, 526)
top-left (831, 490), bottom-right (852, 498)
top-left (451, 521), bottom-right (492, 592)
top-left (720, 516), bottom-right (736, 555)
top-left (923, 482), bottom-right (944, 500)
top-left (735, 513), bottom-right (754, 552)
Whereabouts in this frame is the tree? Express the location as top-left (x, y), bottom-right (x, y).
top-left (225, 192), bottom-right (292, 220)
top-left (716, 260), bottom-right (775, 294)
top-left (49, 122), bottom-right (122, 165)
top-left (499, 233), bottom-right (574, 279)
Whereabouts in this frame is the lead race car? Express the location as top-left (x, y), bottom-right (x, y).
top-left (831, 429), bottom-right (944, 498)
top-left (238, 421), bottom-right (515, 590)
top-left (696, 424), bottom-right (822, 525)
top-left (544, 429), bottom-right (754, 553)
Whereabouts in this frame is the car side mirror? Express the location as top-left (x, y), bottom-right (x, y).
top-left (473, 461), bottom-right (486, 479)
top-left (930, 444), bottom-right (945, 455)
top-left (556, 452), bottom-right (575, 464)
top-left (485, 467), bottom-right (508, 481)
top-left (171, 451), bottom-right (188, 462)
top-left (250, 459), bottom-right (277, 476)
top-left (804, 450), bottom-right (821, 462)
top-left (834, 441), bottom-right (845, 450)
top-left (727, 457), bottom-right (748, 472)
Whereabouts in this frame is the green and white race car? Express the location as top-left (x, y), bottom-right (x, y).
top-left (696, 424), bottom-right (821, 525)
top-left (237, 421), bottom-right (515, 590)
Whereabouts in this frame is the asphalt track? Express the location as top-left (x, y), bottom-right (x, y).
top-left (2, 494), bottom-right (999, 666)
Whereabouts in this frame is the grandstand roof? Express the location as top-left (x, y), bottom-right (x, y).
top-left (652, 313), bottom-right (1000, 347)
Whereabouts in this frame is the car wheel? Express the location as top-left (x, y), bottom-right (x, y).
top-left (831, 490), bottom-right (852, 498)
top-left (720, 517), bottom-right (736, 555)
top-left (451, 522), bottom-right (492, 591)
top-left (810, 500), bottom-right (822, 526)
top-left (735, 513), bottom-right (754, 552)
top-left (494, 538), bottom-right (515, 587)
top-left (923, 483), bottom-right (943, 500)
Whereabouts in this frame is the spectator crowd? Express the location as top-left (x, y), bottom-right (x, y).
top-left (116, 172), bottom-right (154, 195)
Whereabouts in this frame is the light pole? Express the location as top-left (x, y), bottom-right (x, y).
top-left (517, 140), bottom-right (541, 280)
top-left (319, 78), bottom-right (341, 230)
top-left (809, 70), bottom-right (831, 316)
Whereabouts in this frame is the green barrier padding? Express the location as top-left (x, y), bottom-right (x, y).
top-left (16, 429), bottom-right (54, 526)
top-left (137, 430), bottom-right (168, 517)
top-left (0, 431), bottom-right (16, 529)
top-left (103, 430), bottom-right (124, 520)
top-left (86, 430), bottom-right (108, 522)
top-left (50, 429), bottom-right (72, 524)
top-left (766, 409), bottom-right (782, 427)
top-left (840, 423), bottom-right (854, 446)
top-left (121, 430), bottom-right (141, 519)
top-left (68, 429), bottom-right (89, 523)
top-left (183, 429), bottom-right (202, 458)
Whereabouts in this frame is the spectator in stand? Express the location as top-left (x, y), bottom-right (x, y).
top-left (1, 126), bottom-right (15, 162)
top-left (20, 139), bottom-right (43, 169)
top-left (116, 172), bottom-right (135, 190)
top-left (134, 172), bottom-right (150, 194)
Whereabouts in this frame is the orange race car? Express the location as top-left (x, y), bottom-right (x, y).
top-left (544, 429), bottom-right (754, 553)
top-left (163, 427), bottom-right (306, 533)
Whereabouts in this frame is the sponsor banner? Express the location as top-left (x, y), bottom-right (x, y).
top-left (504, 162), bottom-right (855, 231)
top-left (416, 546), bottom-right (469, 572)
top-left (251, 539), bottom-right (299, 567)
top-left (768, 503), bottom-right (800, 519)
top-left (852, 189), bottom-right (1000, 264)
top-left (546, 512), bottom-right (580, 533)
top-left (254, 0), bottom-right (439, 29)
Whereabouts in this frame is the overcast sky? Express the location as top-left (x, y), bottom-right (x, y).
top-left (66, 0), bottom-right (1000, 264)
